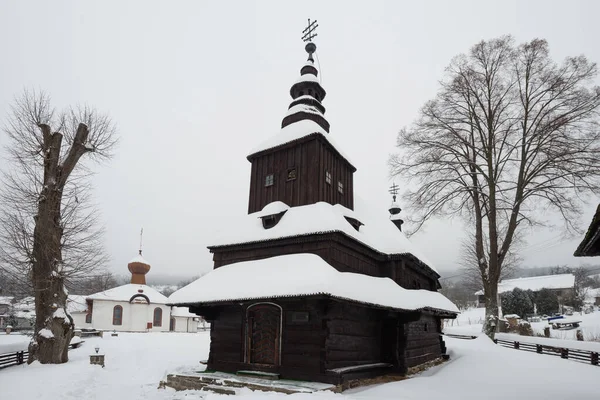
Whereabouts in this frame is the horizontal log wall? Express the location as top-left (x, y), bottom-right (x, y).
top-left (280, 300), bottom-right (323, 372)
top-left (208, 307), bottom-right (244, 368)
top-left (404, 314), bottom-right (443, 368)
top-left (324, 302), bottom-right (383, 370)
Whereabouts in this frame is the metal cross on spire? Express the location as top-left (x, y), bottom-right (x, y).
top-left (388, 183), bottom-right (400, 202)
top-left (139, 228), bottom-right (144, 255)
top-left (301, 18), bottom-right (318, 42)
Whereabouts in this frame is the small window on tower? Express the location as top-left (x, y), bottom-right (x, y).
top-left (287, 168), bottom-right (297, 181)
top-left (325, 171), bottom-right (332, 185)
top-left (265, 174), bottom-right (274, 187)
top-left (337, 181), bottom-right (344, 194)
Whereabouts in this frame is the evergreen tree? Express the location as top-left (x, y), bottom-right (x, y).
top-left (535, 288), bottom-right (560, 315)
top-left (501, 288), bottom-right (534, 318)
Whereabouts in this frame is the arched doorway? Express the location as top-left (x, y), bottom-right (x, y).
top-left (246, 303), bottom-right (281, 366)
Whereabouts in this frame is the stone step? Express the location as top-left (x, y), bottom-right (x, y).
top-left (236, 370), bottom-right (280, 380)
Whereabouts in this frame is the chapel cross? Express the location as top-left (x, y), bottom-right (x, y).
top-left (388, 183), bottom-right (400, 202)
top-left (301, 18), bottom-right (318, 42)
top-left (139, 228), bottom-right (144, 255)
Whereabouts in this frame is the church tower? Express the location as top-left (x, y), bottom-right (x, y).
top-left (246, 37), bottom-right (356, 214)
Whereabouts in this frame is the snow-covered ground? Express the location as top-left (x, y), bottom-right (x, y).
top-left (445, 307), bottom-right (600, 341)
top-left (0, 331), bottom-right (597, 399)
top-left (0, 332), bottom-right (30, 353)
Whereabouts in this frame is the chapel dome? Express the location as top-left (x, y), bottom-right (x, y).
top-left (128, 251), bottom-right (151, 284)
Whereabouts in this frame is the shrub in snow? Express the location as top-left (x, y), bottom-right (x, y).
top-left (536, 288), bottom-right (559, 315)
top-left (501, 288), bottom-right (534, 319)
top-left (517, 321), bottom-right (533, 336)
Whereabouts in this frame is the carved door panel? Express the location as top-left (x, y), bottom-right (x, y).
top-left (247, 304), bottom-right (280, 365)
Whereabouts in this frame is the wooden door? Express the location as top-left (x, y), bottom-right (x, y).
top-left (247, 304), bottom-right (281, 365)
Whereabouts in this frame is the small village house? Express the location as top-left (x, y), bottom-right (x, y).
top-left (74, 252), bottom-right (197, 332)
top-left (474, 274), bottom-right (576, 308)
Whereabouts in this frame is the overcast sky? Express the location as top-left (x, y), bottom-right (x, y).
top-left (1, 0), bottom-right (599, 281)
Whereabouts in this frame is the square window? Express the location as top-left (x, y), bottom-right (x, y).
top-left (337, 181), bottom-right (344, 194)
top-left (265, 174), bottom-right (274, 187)
top-left (287, 168), bottom-right (297, 181)
top-left (325, 171), bottom-right (332, 185)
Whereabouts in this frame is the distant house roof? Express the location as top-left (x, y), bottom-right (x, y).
top-left (168, 253), bottom-right (458, 315)
top-left (67, 295), bottom-right (89, 313)
top-left (87, 284), bottom-right (168, 304)
top-left (574, 204), bottom-right (600, 257)
top-left (208, 200), bottom-right (438, 275)
top-left (474, 274), bottom-right (575, 295)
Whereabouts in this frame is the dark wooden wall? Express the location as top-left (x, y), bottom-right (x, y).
top-left (207, 306), bottom-right (244, 372)
top-left (323, 302), bottom-right (383, 370)
top-left (403, 313), bottom-right (443, 368)
top-left (211, 234), bottom-right (437, 291)
top-left (212, 235), bottom-right (379, 278)
top-left (388, 259), bottom-right (437, 291)
top-left (247, 136), bottom-right (354, 214)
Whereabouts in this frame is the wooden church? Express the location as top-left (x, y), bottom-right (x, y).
top-left (169, 26), bottom-right (458, 385)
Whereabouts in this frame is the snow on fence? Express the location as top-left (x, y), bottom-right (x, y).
top-left (494, 336), bottom-right (599, 366)
top-left (0, 340), bottom-right (83, 369)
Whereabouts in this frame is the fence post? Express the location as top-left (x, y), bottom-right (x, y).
top-left (592, 352), bottom-right (599, 366)
top-left (536, 345), bottom-right (542, 354)
top-left (561, 348), bottom-right (568, 359)
top-left (514, 341), bottom-right (520, 349)
top-left (17, 351), bottom-right (24, 364)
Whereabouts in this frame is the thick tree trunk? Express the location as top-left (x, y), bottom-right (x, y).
top-left (27, 128), bottom-right (74, 364)
top-left (482, 283), bottom-right (499, 338)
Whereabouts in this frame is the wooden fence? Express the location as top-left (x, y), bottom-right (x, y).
top-left (0, 341), bottom-right (83, 369)
top-left (494, 338), bottom-right (599, 366)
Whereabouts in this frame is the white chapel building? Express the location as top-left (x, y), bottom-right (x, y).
top-left (73, 252), bottom-right (198, 332)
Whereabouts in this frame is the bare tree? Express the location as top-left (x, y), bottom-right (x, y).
top-left (390, 36), bottom-right (600, 337)
top-left (69, 271), bottom-right (119, 296)
top-left (0, 90), bottom-right (116, 363)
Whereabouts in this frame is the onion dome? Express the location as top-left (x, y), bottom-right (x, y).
top-left (281, 42), bottom-right (330, 133)
top-left (128, 250), bottom-right (151, 285)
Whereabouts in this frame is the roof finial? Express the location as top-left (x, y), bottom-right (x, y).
top-left (388, 182), bottom-right (399, 204)
top-left (302, 18), bottom-right (318, 62)
top-left (139, 227), bottom-right (144, 255)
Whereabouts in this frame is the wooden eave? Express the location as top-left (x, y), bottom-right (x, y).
top-left (168, 294), bottom-right (457, 318)
top-left (574, 204), bottom-right (600, 257)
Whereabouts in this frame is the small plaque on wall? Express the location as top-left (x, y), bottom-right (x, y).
top-left (291, 311), bottom-right (309, 323)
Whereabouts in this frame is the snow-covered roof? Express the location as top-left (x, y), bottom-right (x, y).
top-left (255, 201), bottom-right (290, 218)
top-left (67, 295), bottom-right (88, 313)
top-left (171, 306), bottom-right (199, 318)
top-left (129, 253), bottom-right (150, 265)
top-left (474, 274), bottom-right (575, 295)
top-left (208, 200), bottom-right (437, 274)
top-left (285, 103), bottom-right (324, 118)
top-left (169, 254), bottom-right (457, 314)
top-left (292, 94), bottom-right (322, 104)
top-left (87, 284), bottom-right (168, 304)
top-left (295, 73), bottom-right (320, 84)
top-left (248, 119), bottom-right (355, 168)
top-left (13, 296), bottom-right (34, 311)
top-left (0, 296), bottom-right (13, 305)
